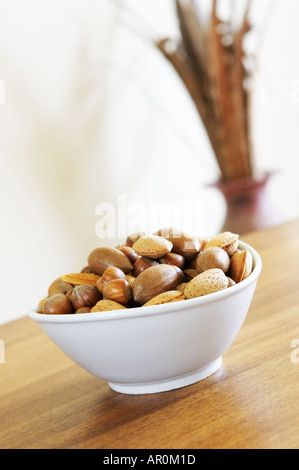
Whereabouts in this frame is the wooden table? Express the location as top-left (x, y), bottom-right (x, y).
top-left (1, 219), bottom-right (299, 450)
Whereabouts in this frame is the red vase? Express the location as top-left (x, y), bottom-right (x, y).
top-left (213, 172), bottom-right (284, 235)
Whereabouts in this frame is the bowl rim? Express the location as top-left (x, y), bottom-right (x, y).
top-left (28, 240), bottom-right (262, 324)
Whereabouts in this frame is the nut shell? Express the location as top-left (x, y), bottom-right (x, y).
top-left (48, 278), bottom-right (73, 296)
top-left (155, 228), bottom-right (200, 261)
top-left (204, 231), bottom-right (239, 256)
top-left (132, 235), bottom-right (173, 259)
top-left (43, 293), bottom-right (74, 314)
top-left (143, 290), bottom-right (186, 307)
top-left (126, 231), bottom-right (146, 247)
top-left (88, 247), bottom-right (133, 275)
top-left (229, 249), bottom-right (253, 283)
top-left (159, 252), bottom-right (185, 270)
top-left (103, 278), bottom-right (133, 305)
top-left (90, 299), bottom-right (127, 312)
top-left (71, 284), bottom-right (101, 310)
top-left (196, 247), bottom-right (230, 274)
top-left (132, 264), bottom-right (182, 305)
top-left (132, 256), bottom-right (158, 277)
top-left (184, 268), bottom-right (229, 298)
top-left (96, 266), bottom-right (126, 294)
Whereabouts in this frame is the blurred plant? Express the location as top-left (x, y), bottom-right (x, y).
top-left (157, 0), bottom-right (254, 182)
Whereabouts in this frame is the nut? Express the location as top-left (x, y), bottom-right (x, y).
top-left (132, 256), bottom-right (159, 277)
top-left (159, 252), bottom-right (185, 270)
top-left (60, 273), bottom-right (100, 286)
top-left (155, 228), bottom-right (200, 261)
top-left (75, 307), bottom-right (91, 314)
top-left (132, 264), bottom-right (182, 305)
top-left (196, 247), bottom-right (230, 274)
top-left (229, 249), bottom-right (253, 283)
top-left (43, 293), bottom-right (74, 314)
top-left (227, 277), bottom-right (236, 287)
top-left (38, 297), bottom-right (48, 313)
top-left (125, 274), bottom-right (136, 287)
top-left (87, 247), bottom-right (133, 275)
top-left (71, 284), bottom-right (102, 310)
top-left (204, 231), bottom-right (239, 256)
top-left (90, 299), bottom-right (127, 312)
top-left (48, 277), bottom-right (73, 296)
top-left (176, 282), bottom-right (188, 293)
top-left (143, 290), bottom-right (186, 307)
top-left (96, 266), bottom-right (126, 294)
top-left (132, 235), bottom-right (173, 259)
top-left (126, 231), bottom-right (146, 248)
top-left (183, 269), bottom-right (198, 282)
top-left (119, 246), bottom-right (139, 264)
top-left (103, 278), bottom-right (133, 305)
top-left (184, 268), bottom-right (229, 299)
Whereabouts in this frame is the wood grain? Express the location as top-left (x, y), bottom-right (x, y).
top-left (1, 219), bottom-right (299, 449)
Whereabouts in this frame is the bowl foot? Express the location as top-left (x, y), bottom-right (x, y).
top-left (108, 357), bottom-right (222, 395)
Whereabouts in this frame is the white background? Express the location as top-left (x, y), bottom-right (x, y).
top-left (1, 0), bottom-right (299, 325)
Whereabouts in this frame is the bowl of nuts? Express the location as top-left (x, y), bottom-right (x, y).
top-left (28, 229), bottom-right (262, 395)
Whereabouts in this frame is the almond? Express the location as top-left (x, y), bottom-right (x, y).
top-left (155, 228), bottom-right (200, 261)
top-left (90, 299), bottom-right (127, 312)
top-left (60, 273), bottom-right (100, 286)
top-left (143, 290), bottom-right (186, 307)
top-left (229, 249), bottom-right (253, 283)
top-left (87, 247), bottom-right (133, 275)
top-left (204, 231), bottom-right (239, 256)
top-left (184, 268), bottom-right (228, 299)
top-left (132, 235), bottom-right (173, 259)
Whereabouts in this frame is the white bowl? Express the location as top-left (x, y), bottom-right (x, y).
top-left (28, 241), bottom-right (262, 395)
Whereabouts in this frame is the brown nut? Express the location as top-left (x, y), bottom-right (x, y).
top-left (125, 274), bottom-right (136, 287)
top-left (204, 231), bottom-right (239, 256)
top-left (159, 252), bottom-right (185, 270)
top-left (119, 246), bottom-right (139, 264)
top-left (183, 269), bottom-right (198, 282)
top-left (71, 284), bottom-right (102, 310)
top-left (75, 307), bottom-right (91, 314)
top-left (155, 227), bottom-right (200, 261)
top-left (103, 278), bottom-right (133, 305)
top-left (132, 264), bottom-right (182, 305)
top-left (87, 247), bottom-right (133, 275)
top-left (37, 297), bottom-right (48, 313)
top-left (96, 266), bottom-right (126, 294)
top-left (132, 235), bottom-right (173, 260)
top-left (229, 249), bottom-right (253, 283)
top-left (132, 256), bottom-right (159, 277)
top-left (196, 247), bottom-right (230, 274)
top-left (43, 293), bottom-right (74, 314)
top-left (48, 277), bottom-right (73, 296)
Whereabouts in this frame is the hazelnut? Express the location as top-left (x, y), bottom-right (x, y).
top-left (132, 256), bottom-right (158, 277)
top-left (48, 277), bottom-right (73, 296)
top-left (71, 284), bottom-right (102, 310)
top-left (159, 252), bottom-right (185, 270)
top-left (119, 246), bottom-right (139, 264)
top-left (96, 266), bottom-right (126, 294)
top-left (103, 278), bottom-right (133, 305)
top-left (75, 307), bottom-right (91, 314)
top-left (43, 293), bottom-right (74, 314)
top-left (196, 247), bottom-right (230, 274)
